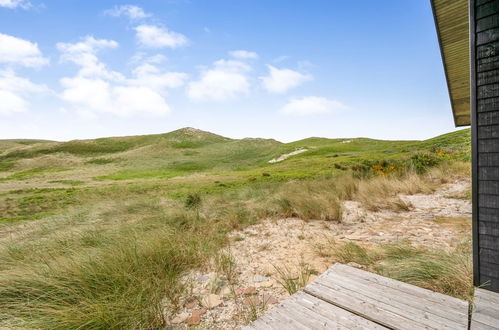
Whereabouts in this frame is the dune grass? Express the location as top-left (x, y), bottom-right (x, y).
top-left (0, 128), bottom-right (472, 328)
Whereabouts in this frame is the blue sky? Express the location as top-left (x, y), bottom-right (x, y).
top-left (0, 0), bottom-right (458, 142)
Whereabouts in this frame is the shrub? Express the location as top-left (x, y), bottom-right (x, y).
top-left (409, 153), bottom-right (441, 174)
top-left (184, 193), bottom-right (202, 210)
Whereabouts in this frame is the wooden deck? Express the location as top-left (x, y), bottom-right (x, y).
top-left (245, 263), bottom-right (470, 330)
top-left (471, 288), bottom-right (499, 329)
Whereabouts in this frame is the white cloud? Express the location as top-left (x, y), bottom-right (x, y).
top-left (130, 63), bottom-right (188, 91)
top-left (57, 36), bottom-right (121, 80)
top-left (0, 69), bottom-right (48, 115)
top-left (280, 96), bottom-right (346, 116)
top-left (57, 37), bottom-right (186, 117)
top-left (113, 86), bottom-right (170, 116)
top-left (60, 77), bottom-right (170, 117)
top-left (187, 59), bottom-right (251, 102)
top-left (129, 53), bottom-right (166, 65)
top-left (135, 25), bottom-right (188, 49)
top-left (0, 90), bottom-right (26, 114)
top-left (0, 33), bottom-right (48, 68)
top-left (0, 69), bottom-right (48, 94)
top-left (0, 0), bottom-right (31, 9)
top-left (229, 50), bottom-right (258, 60)
top-left (260, 65), bottom-right (311, 94)
top-left (57, 36), bottom-right (118, 55)
top-left (104, 5), bottom-right (151, 20)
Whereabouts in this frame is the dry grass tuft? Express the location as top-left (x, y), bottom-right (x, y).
top-left (274, 262), bottom-right (313, 295)
top-left (275, 180), bottom-right (343, 221)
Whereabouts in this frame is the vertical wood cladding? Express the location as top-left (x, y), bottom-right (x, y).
top-left (475, 0), bottom-right (499, 293)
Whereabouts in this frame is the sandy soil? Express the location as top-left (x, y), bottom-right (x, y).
top-left (268, 149), bottom-right (308, 163)
top-left (165, 179), bottom-right (472, 329)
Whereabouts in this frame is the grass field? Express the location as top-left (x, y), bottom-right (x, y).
top-left (0, 127), bottom-right (471, 329)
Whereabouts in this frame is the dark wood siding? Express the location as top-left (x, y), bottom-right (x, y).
top-left (473, 0), bottom-right (499, 293)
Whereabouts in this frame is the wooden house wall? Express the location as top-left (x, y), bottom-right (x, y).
top-left (473, 0), bottom-right (499, 293)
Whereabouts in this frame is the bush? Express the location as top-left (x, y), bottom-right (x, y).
top-left (409, 153), bottom-right (441, 174)
top-left (184, 193), bottom-right (202, 210)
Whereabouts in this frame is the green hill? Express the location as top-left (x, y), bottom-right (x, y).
top-left (0, 127), bottom-right (470, 182)
top-left (0, 127), bottom-right (470, 223)
top-left (0, 127), bottom-right (472, 329)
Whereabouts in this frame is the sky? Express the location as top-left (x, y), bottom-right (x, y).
top-left (0, 0), bottom-right (460, 142)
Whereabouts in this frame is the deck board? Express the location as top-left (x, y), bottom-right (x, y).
top-left (242, 291), bottom-right (386, 330)
top-left (245, 263), bottom-right (469, 330)
top-left (471, 288), bottom-right (499, 329)
top-left (309, 264), bottom-right (469, 329)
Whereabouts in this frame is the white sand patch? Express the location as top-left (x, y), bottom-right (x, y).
top-left (268, 149), bottom-right (307, 163)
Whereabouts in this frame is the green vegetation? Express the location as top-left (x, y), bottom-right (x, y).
top-left (0, 127), bottom-right (471, 328)
top-left (274, 262), bottom-right (314, 295)
top-left (0, 168), bottom-right (66, 182)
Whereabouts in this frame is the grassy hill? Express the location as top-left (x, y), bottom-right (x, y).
top-left (0, 128), bottom-right (471, 329)
top-left (0, 127), bottom-right (470, 182)
top-left (0, 128), bottom-right (470, 223)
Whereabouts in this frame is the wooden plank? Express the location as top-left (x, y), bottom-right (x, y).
top-left (479, 69), bottom-right (499, 85)
top-left (479, 125), bottom-right (499, 138)
top-left (479, 222), bottom-right (499, 236)
top-left (478, 111), bottom-right (499, 125)
top-left (246, 291), bottom-right (388, 330)
top-left (478, 166), bottom-right (499, 179)
top-left (432, 0), bottom-right (470, 125)
top-left (471, 296), bottom-right (499, 318)
top-left (321, 268), bottom-right (467, 325)
top-left (478, 28), bottom-right (499, 45)
top-left (330, 263), bottom-right (468, 311)
top-left (479, 193), bottom-right (499, 207)
top-left (309, 268), bottom-right (467, 329)
top-left (478, 233), bottom-right (499, 249)
top-left (246, 304), bottom-right (303, 330)
top-left (478, 56), bottom-right (499, 72)
top-left (471, 288), bottom-right (499, 329)
top-left (479, 206), bottom-right (499, 220)
top-left (479, 152), bottom-right (499, 166)
top-left (477, 0), bottom-right (497, 8)
top-left (480, 275), bottom-right (499, 292)
top-left (477, 1), bottom-right (499, 20)
top-left (480, 247), bottom-right (499, 265)
top-left (278, 298), bottom-right (348, 329)
top-left (480, 263), bottom-right (499, 278)
top-left (477, 41), bottom-right (499, 59)
top-left (478, 84), bottom-right (499, 98)
top-left (291, 291), bottom-right (388, 330)
top-left (476, 286), bottom-right (499, 300)
top-left (478, 180), bottom-right (499, 194)
top-left (249, 264), bottom-right (472, 329)
top-left (471, 319), bottom-right (499, 330)
top-left (478, 97), bottom-right (499, 112)
top-left (305, 280), bottom-right (430, 330)
top-left (475, 287), bottom-right (499, 309)
top-left (478, 14), bottom-right (499, 32)
top-left (479, 139), bottom-right (499, 152)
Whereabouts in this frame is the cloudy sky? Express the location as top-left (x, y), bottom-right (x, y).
top-left (0, 0), bottom-right (458, 142)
